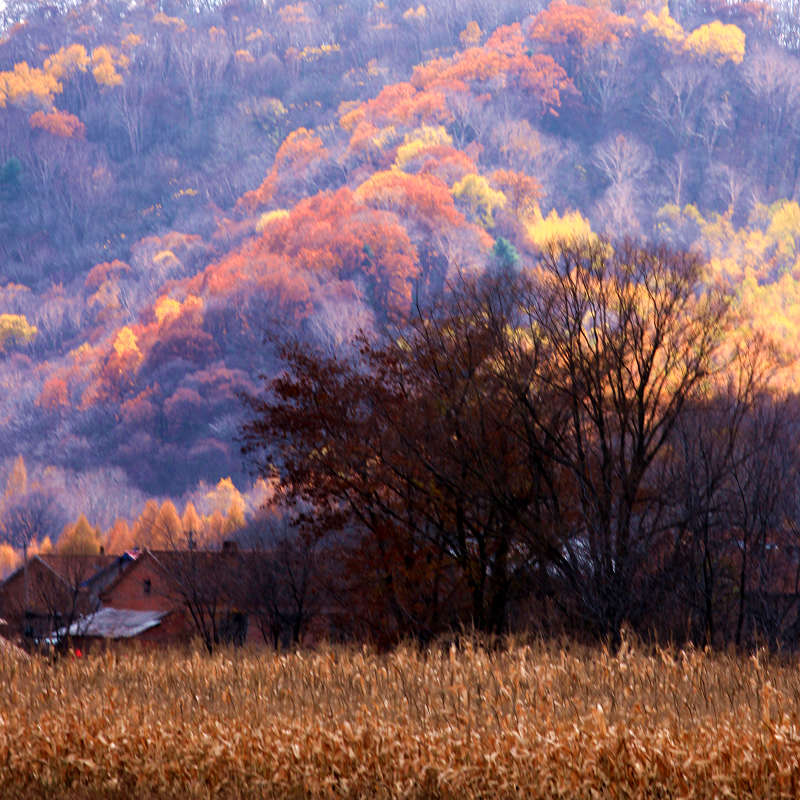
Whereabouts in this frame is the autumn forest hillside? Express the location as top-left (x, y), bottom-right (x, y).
top-left (3, 0), bottom-right (800, 577)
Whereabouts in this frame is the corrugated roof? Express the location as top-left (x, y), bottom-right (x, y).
top-left (58, 607), bottom-right (168, 639)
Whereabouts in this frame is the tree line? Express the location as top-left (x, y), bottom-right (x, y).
top-left (242, 239), bottom-right (800, 649)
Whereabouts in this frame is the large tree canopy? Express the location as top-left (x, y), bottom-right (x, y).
top-left (242, 239), bottom-right (738, 642)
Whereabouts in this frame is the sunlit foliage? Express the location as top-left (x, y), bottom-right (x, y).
top-left (0, 315), bottom-right (37, 350)
top-left (91, 46), bottom-right (124, 87)
top-left (57, 514), bottom-right (102, 555)
top-left (29, 110), bottom-right (85, 138)
top-left (394, 125), bottom-right (453, 170)
top-left (451, 173), bottom-right (506, 227)
top-left (0, 62), bottom-right (61, 108)
top-left (0, 0), bottom-right (797, 544)
top-left (43, 45), bottom-right (90, 81)
top-left (526, 207), bottom-right (595, 249)
top-left (684, 20), bottom-right (746, 64)
top-left (642, 4), bottom-right (686, 49)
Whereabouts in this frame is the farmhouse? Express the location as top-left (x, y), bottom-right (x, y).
top-left (97, 546), bottom-right (264, 647)
top-left (0, 543), bottom-right (288, 649)
top-left (0, 540), bottom-right (321, 650)
top-left (0, 552), bottom-right (133, 642)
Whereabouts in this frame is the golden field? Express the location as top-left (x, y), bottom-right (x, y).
top-left (1, 636), bottom-right (800, 798)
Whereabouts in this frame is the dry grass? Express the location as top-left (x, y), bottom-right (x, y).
top-left (1, 636), bottom-right (800, 798)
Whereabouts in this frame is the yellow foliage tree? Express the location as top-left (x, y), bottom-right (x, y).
top-left (132, 499), bottom-right (159, 549)
top-left (181, 502), bottom-right (202, 542)
top-left (459, 20), bottom-right (482, 47)
top-left (278, 3), bottom-right (312, 28)
top-left (526, 208), bottom-right (595, 250)
top-left (206, 478), bottom-right (245, 518)
top-left (113, 326), bottom-right (140, 358)
top-left (58, 514), bottom-right (101, 555)
top-left (154, 296), bottom-right (182, 324)
top-left (0, 61), bottom-right (61, 108)
top-left (256, 208), bottom-right (291, 232)
top-left (153, 249), bottom-right (178, 266)
top-left (121, 33), bottom-right (144, 50)
top-left (402, 4), bottom-right (427, 23)
top-left (224, 501), bottom-right (246, 536)
top-left (655, 201), bottom-right (800, 387)
top-left (152, 501), bottom-right (182, 549)
top-left (201, 509), bottom-right (226, 545)
top-left (204, 478), bottom-right (246, 539)
top-left (153, 11), bottom-right (188, 32)
top-left (43, 44), bottom-right (90, 81)
top-left (0, 314), bottom-right (37, 350)
top-left (735, 270), bottom-right (800, 385)
top-left (642, 5), bottom-right (686, 49)
top-left (0, 543), bottom-right (21, 578)
top-left (684, 21), bottom-right (745, 65)
top-left (657, 201), bottom-right (800, 285)
top-left (91, 47), bottom-right (123, 88)
top-left (31, 536), bottom-right (53, 555)
top-left (104, 518), bottom-right (134, 554)
top-left (491, 169), bottom-right (542, 221)
top-left (394, 125), bottom-right (453, 170)
top-left (765, 200), bottom-right (800, 264)
top-left (451, 173), bottom-right (506, 227)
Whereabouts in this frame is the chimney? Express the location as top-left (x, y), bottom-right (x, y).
top-left (222, 540), bottom-right (239, 555)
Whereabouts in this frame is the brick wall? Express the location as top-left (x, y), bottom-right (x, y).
top-left (101, 554), bottom-right (176, 613)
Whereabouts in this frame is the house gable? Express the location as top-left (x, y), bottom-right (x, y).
top-left (100, 551), bottom-right (176, 613)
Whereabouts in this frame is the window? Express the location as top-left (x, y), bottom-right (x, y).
top-left (143, 578), bottom-right (151, 595)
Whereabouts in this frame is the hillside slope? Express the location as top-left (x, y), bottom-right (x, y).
top-left (1, 0), bottom-right (800, 545)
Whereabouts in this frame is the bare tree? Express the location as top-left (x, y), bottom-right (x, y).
top-left (662, 150), bottom-right (693, 209)
top-left (648, 64), bottom-right (709, 147)
top-left (694, 95), bottom-right (733, 162)
top-left (152, 548), bottom-right (243, 654)
top-left (581, 43), bottom-right (637, 122)
top-left (1, 488), bottom-right (64, 613)
top-left (741, 47), bottom-right (800, 194)
top-left (664, 339), bottom-right (776, 646)
top-left (243, 514), bottom-right (321, 647)
top-left (593, 180), bottom-right (644, 237)
top-left (1, 489), bottom-right (62, 558)
top-left (0, 553), bottom-right (109, 651)
top-left (708, 162), bottom-right (751, 220)
top-left (505, 239), bottom-right (731, 638)
top-left (725, 394), bottom-right (798, 647)
top-left (593, 134), bottom-right (653, 188)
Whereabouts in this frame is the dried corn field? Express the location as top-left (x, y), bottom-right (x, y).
top-left (2, 638), bottom-right (800, 798)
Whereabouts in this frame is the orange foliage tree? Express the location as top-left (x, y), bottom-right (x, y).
top-left (254, 188), bottom-right (420, 315)
top-left (341, 82), bottom-right (451, 134)
top-left (29, 109), bottom-right (86, 138)
top-left (187, 244), bottom-right (313, 326)
top-left (238, 128), bottom-right (329, 212)
top-left (354, 171), bottom-right (465, 233)
top-left (491, 169), bottom-right (542, 221)
top-left (412, 23), bottom-right (576, 118)
top-left (528, 1), bottom-right (635, 75)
